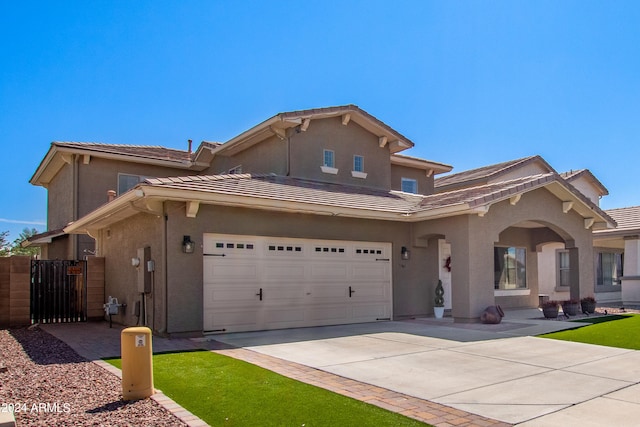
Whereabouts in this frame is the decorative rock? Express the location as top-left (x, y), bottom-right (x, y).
top-left (480, 305), bottom-right (504, 324)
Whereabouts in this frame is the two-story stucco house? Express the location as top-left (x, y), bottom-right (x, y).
top-left (31, 105), bottom-right (618, 336)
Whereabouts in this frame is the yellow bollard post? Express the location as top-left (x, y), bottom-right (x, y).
top-left (121, 326), bottom-right (154, 400)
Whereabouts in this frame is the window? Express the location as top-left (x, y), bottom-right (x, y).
top-left (557, 250), bottom-right (571, 288)
top-left (596, 251), bottom-right (623, 287)
top-left (118, 174), bottom-right (149, 195)
top-left (401, 178), bottom-right (417, 194)
top-left (494, 246), bottom-right (527, 289)
top-left (353, 155), bottom-right (364, 172)
top-left (323, 150), bottom-right (335, 168)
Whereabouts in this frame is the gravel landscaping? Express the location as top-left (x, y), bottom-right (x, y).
top-left (0, 326), bottom-right (186, 427)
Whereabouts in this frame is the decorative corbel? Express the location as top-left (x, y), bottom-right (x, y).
top-left (83, 154), bottom-right (91, 165)
top-left (584, 217), bottom-right (595, 229)
top-left (379, 136), bottom-right (388, 148)
top-left (510, 194), bottom-right (522, 206)
top-left (342, 113), bottom-right (351, 125)
top-left (426, 169), bottom-right (434, 178)
top-left (269, 125), bottom-right (286, 140)
top-left (300, 118), bottom-right (311, 132)
top-left (562, 201), bottom-right (574, 213)
top-left (186, 201), bottom-right (200, 218)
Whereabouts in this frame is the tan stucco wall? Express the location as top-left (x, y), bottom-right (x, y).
top-left (390, 164), bottom-right (434, 195)
top-left (47, 161), bottom-right (74, 230)
top-left (97, 212), bottom-right (165, 332)
top-left (209, 135), bottom-right (288, 176)
top-left (413, 187), bottom-right (595, 321)
top-left (288, 117), bottom-right (392, 190)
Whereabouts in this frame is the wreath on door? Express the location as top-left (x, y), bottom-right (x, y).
top-left (444, 256), bottom-right (452, 272)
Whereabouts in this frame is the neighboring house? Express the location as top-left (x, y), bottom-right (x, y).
top-left (593, 206), bottom-right (640, 305)
top-left (32, 105), bottom-right (618, 336)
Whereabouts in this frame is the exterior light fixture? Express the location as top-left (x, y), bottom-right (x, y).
top-left (182, 235), bottom-right (195, 254)
top-left (401, 246), bottom-right (410, 261)
top-left (131, 257), bottom-right (140, 267)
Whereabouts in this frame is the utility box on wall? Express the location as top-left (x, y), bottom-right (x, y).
top-left (137, 247), bottom-right (152, 293)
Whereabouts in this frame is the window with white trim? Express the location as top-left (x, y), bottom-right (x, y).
top-left (401, 178), bottom-right (417, 194)
top-left (596, 251), bottom-right (623, 287)
top-left (323, 149), bottom-right (335, 168)
top-left (118, 174), bottom-right (149, 195)
top-left (494, 246), bottom-right (527, 290)
top-left (557, 250), bottom-right (571, 288)
top-left (353, 155), bottom-right (364, 172)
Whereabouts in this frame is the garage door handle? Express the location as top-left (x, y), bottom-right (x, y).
top-left (349, 286), bottom-right (355, 297)
top-left (256, 288), bottom-right (263, 301)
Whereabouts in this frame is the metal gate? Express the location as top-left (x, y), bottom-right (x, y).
top-left (30, 260), bottom-right (87, 324)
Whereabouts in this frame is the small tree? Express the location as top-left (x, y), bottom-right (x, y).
top-left (10, 228), bottom-right (40, 257)
top-left (0, 231), bottom-right (10, 257)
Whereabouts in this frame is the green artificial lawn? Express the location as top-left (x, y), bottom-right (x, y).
top-left (540, 314), bottom-right (640, 349)
top-left (106, 350), bottom-right (429, 427)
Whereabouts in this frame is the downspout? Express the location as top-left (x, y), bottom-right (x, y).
top-left (160, 206), bottom-right (169, 334)
top-left (72, 154), bottom-right (79, 259)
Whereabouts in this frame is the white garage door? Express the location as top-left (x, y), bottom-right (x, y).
top-left (203, 234), bottom-right (392, 333)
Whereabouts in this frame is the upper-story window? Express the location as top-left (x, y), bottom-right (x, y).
top-left (353, 155), bottom-right (364, 172)
top-left (323, 149), bottom-right (335, 168)
top-left (401, 178), bottom-right (417, 194)
top-left (118, 174), bottom-right (149, 195)
top-left (321, 149), bottom-right (338, 175)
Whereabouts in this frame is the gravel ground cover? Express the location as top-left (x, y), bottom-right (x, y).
top-left (0, 326), bottom-right (186, 427)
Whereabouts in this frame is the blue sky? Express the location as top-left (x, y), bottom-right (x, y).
top-left (1, 1), bottom-right (639, 242)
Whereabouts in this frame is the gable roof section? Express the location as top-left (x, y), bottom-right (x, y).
top-left (208, 105), bottom-right (416, 158)
top-left (594, 206), bottom-right (640, 238)
top-left (435, 155), bottom-right (556, 192)
top-left (560, 169), bottom-right (609, 196)
top-left (64, 171), bottom-right (615, 235)
top-left (30, 141), bottom-right (200, 186)
top-left (390, 153), bottom-right (452, 175)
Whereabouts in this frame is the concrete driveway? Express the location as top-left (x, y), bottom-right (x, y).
top-left (210, 311), bottom-right (640, 426)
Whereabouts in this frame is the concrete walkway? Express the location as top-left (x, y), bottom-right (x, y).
top-left (40, 309), bottom-right (640, 426)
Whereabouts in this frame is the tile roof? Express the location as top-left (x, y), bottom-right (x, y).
top-left (599, 206), bottom-right (640, 234)
top-left (53, 141), bottom-right (193, 163)
top-left (145, 174), bottom-right (422, 214)
top-left (142, 172), bottom-right (613, 222)
top-left (278, 104), bottom-right (415, 147)
top-left (435, 156), bottom-right (554, 189)
top-left (419, 173), bottom-right (556, 210)
top-left (560, 169), bottom-right (609, 195)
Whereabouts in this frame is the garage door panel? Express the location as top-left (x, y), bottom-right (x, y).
top-left (204, 261), bottom-right (259, 282)
top-left (351, 304), bottom-right (390, 320)
top-left (204, 309), bottom-right (260, 330)
top-left (264, 308), bottom-right (306, 324)
top-left (308, 305), bottom-right (350, 321)
top-left (310, 264), bottom-right (349, 280)
top-left (263, 285), bottom-right (306, 301)
top-left (203, 234), bottom-right (392, 333)
top-left (351, 264), bottom-right (391, 280)
top-left (349, 283), bottom-right (389, 299)
top-left (263, 264), bottom-right (306, 282)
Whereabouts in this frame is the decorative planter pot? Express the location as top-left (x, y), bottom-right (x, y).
top-left (581, 301), bottom-right (596, 314)
top-left (562, 302), bottom-right (580, 316)
top-left (434, 307), bottom-right (445, 319)
top-left (542, 306), bottom-right (559, 319)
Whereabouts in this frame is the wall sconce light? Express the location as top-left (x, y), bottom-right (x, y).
top-left (131, 257), bottom-right (140, 267)
top-left (401, 246), bottom-right (410, 261)
top-left (182, 235), bottom-right (195, 254)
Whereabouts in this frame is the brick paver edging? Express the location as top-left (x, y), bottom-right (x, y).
top-left (213, 347), bottom-right (512, 427)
